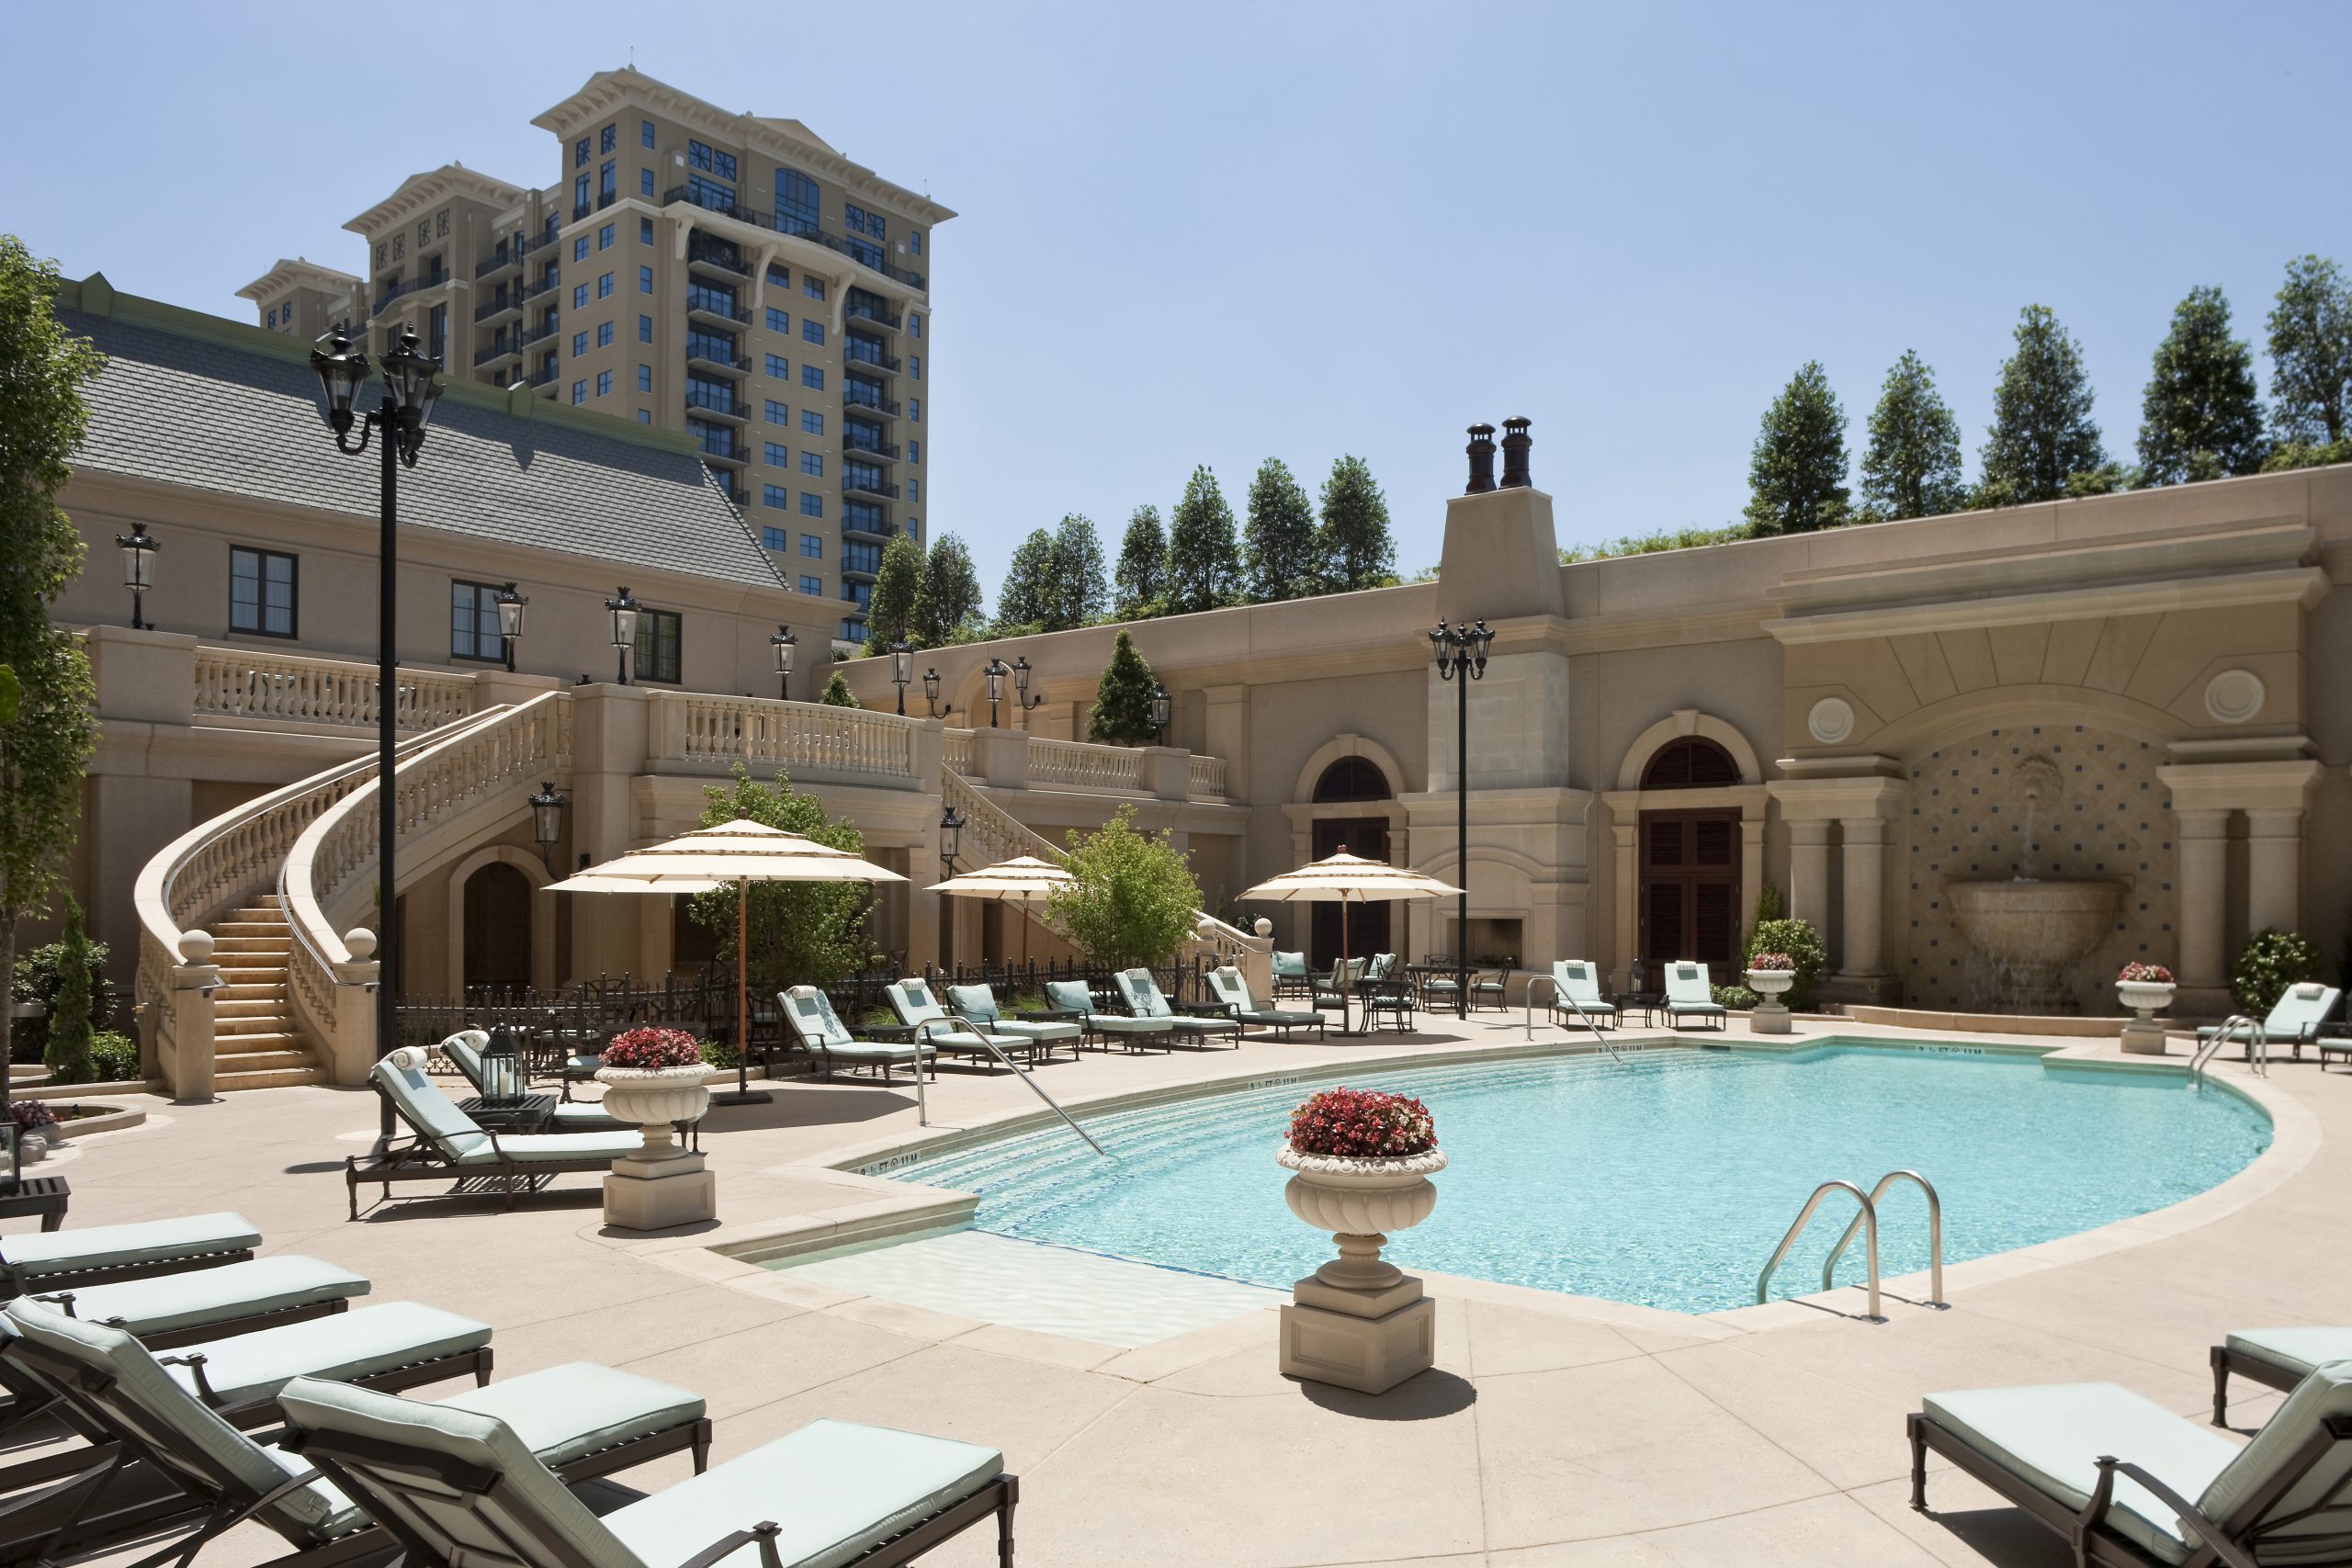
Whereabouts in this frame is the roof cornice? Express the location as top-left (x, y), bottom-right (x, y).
top-left (236, 259), bottom-right (360, 300)
top-left (344, 164), bottom-right (535, 238)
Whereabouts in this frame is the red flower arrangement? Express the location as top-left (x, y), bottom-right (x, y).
top-left (1286, 1086), bottom-right (1438, 1159)
top-left (1747, 952), bottom-right (1795, 972)
top-left (2117, 962), bottom-right (2175, 984)
top-left (603, 1027), bottom-right (705, 1070)
top-left (10, 1101), bottom-right (59, 1134)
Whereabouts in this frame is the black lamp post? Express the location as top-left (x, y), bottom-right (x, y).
top-left (922, 668), bottom-right (954, 720)
top-left (1149, 683), bottom-right (1171, 746)
top-left (939, 805), bottom-right (964, 874)
top-left (1009, 656), bottom-right (1046, 721)
top-left (1430, 616), bottom-right (1492, 1019)
top-left (528, 781), bottom-right (569, 873)
top-left (116, 523), bottom-right (161, 630)
top-left (494, 583), bottom-right (527, 672)
top-left (770, 624), bottom-right (796, 700)
top-left (981, 659), bottom-right (1008, 728)
top-left (888, 639), bottom-right (913, 715)
top-left (605, 588), bottom-right (639, 684)
top-left (309, 326), bottom-right (442, 1127)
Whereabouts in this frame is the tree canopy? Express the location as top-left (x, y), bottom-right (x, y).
top-left (2138, 285), bottom-right (2266, 484)
top-left (1164, 466), bottom-right (1238, 615)
top-left (1046, 805), bottom-right (1203, 970)
top-left (1977, 304), bottom-right (2106, 506)
top-left (2267, 254), bottom-right (2351, 448)
top-left (865, 532), bottom-right (922, 648)
top-left (1086, 629), bottom-right (1159, 745)
top-left (1243, 458), bottom-right (1317, 603)
top-left (1317, 456), bottom-right (1396, 592)
top-left (1745, 361), bottom-right (1849, 535)
top-left (1860, 351), bottom-right (1964, 519)
top-left (911, 532), bottom-right (985, 646)
top-left (686, 768), bottom-right (876, 997)
top-left (994, 528), bottom-right (1057, 632)
top-left (1114, 505), bottom-right (1167, 618)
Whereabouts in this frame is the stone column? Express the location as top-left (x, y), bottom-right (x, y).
top-left (161, 932), bottom-right (221, 1101)
top-left (1788, 822), bottom-right (1835, 931)
top-left (2246, 809), bottom-right (2305, 936)
top-left (1738, 810), bottom-right (1767, 951)
top-left (1611, 820), bottom-right (1638, 991)
top-left (2173, 809), bottom-right (2230, 1004)
top-left (1838, 818), bottom-right (1888, 977)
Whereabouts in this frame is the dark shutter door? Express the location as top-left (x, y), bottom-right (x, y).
top-left (1639, 809), bottom-right (1741, 969)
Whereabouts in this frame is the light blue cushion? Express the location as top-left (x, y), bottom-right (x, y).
top-left (1272, 951), bottom-right (1306, 978)
top-left (2225, 1328), bottom-right (2352, 1378)
top-left (434, 1360), bottom-right (706, 1472)
top-left (781, 987), bottom-right (854, 1050)
top-left (164, 1301), bottom-right (492, 1408)
top-left (886, 978), bottom-right (950, 1028)
top-left (1115, 969), bottom-right (1173, 1019)
top-left (992, 1020), bottom-right (1083, 1044)
top-left (1044, 980), bottom-right (1094, 1015)
top-left (32, 1253), bottom-right (368, 1336)
top-left (2199, 1359), bottom-right (2352, 1547)
top-left (452, 1130), bottom-right (643, 1167)
top-left (943, 983), bottom-right (1002, 1024)
top-left (815, 1040), bottom-right (932, 1065)
top-left (375, 1055), bottom-right (492, 1159)
top-left (549, 1103), bottom-right (628, 1133)
top-left (1086, 1015), bottom-right (1169, 1034)
top-left (1553, 961), bottom-right (1614, 1011)
top-left (0, 1211), bottom-right (262, 1277)
top-left (1664, 963), bottom-right (1714, 1006)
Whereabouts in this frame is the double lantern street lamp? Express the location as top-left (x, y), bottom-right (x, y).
top-left (981, 656), bottom-right (1046, 728)
top-left (770, 625), bottom-right (797, 701)
top-left (1430, 616), bottom-right (1492, 1020)
top-left (116, 523), bottom-right (161, 630)
top-left (307, 326), bottom-right (445, 1109)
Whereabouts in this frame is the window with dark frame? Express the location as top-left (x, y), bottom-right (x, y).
top-left (229, 547), bottom-right (297, 637)
top-left (633, 607), bottom-right (684, 683)
top-left (449, 581), bottom-right (508, 663)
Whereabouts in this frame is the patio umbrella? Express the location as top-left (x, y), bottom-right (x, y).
top-left (1238, 852), bottom-right (1463, 1034)
top-left (925, 855), bottom-right (1074, 965)
top-left (547, 819), bottom-right (905, 1104)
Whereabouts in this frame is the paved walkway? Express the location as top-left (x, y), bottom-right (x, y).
top-left (25, 1011), bottom-right (2346, 1568)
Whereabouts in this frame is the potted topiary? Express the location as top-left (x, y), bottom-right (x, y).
top-left (2116, 962), bottom-right (2176, 1055)
top-left (1277, 1087), bottom-right (1445, 1292)
top-left (595, 1028), bottom-right (710, 1160)
top-left (1745, 952), bottom-right (1796, 1034)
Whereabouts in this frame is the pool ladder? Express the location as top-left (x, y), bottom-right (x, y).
top-left (910, 1017), bottom-right (1112, 1158)
top-left (1755, 1170), bottom-right (1945, 1322)
top-left (2189, 1016), bottom-right (2266, 1081)
top-left (1524, 976), bottom-right (1623, 1063)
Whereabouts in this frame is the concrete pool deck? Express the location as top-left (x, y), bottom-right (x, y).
top-left (26, 1010), bottom-right (2347, 1567)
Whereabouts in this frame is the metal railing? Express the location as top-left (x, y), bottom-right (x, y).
top-left (371, 273), bottom-right (447, 313)
top-left (1758, 1180), bottom-right (1882, 1320)
top-left (842, 434), bottom-right (899, 460)
top-left (912, 1019), bottom-right (1108, 1156)
top-left (2191, 1016), bottom-right (2266, 1080)
top-left (843, 384), bottom-right (900, 417)
top-left (1524, 975), bottom-right (1623, 1063)
top-left (1822, 1170), bottom-right (1944, 1307)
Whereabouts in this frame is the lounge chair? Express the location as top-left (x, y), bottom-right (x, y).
top-left (0, 1212), bottom-right (262, 1298)
top-left (440, 1030), bottom-right (627, 1133)
top-left (1113, 969), bottom-right (1240, 1049)
top-left (1272, 950), bottom-right (1311, 999)
top-left (778, 987), bottom-right (934, 1084)
top-left (886, 977), bottom-right (1039, 1069)
top-left (2199, 983), bottom-right (2343, 1063)
top-left (17, 1253), bottom-right (372, 1349)
top-left (1203, 967), bottom-right (1325, 1040)
top-left (1550, 961), bottom-right (1619, 1031)
top-left (2211, 1328), bottom-right (2352, 1425)
top-left (278, 1375), bottom-right (1015, 1568)
top-left (1043, 980), bottom-right (1170, 1052)
top-left (1907, 1360), bottom-right (2352, 1567)
top-left (345, 1051), bottom-right (644, 1219)
top-left (0, 1299), bottom-right (708, 1568)
top-left (1662, 962), bottom-right (1726, 1030)
top-left (945, 983), bottom-right (1083, 1060)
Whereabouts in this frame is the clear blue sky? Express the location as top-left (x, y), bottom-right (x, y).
top-left (8, 2), bottom-right (2348, 594)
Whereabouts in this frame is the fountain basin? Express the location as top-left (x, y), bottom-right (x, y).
top-left (1946, 878), bottom-right (2127, 1014)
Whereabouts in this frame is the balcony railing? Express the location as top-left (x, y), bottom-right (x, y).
top-left (371, 273), bottom-right (447, 314)
top-left (842, 473), bottom-right (899, 501)
top-left (521, 318), bottom-right (561, 346)
top-left (659, 187), bottom-right (927, 291)
top-left (685, 344), bottom-right (752, 372)
top-left (473, 232), bottom-right (546, 278)
top-left (526, 365), bottom-right (560, 387)
top-left (685, 386), bottom-right (743, 420)
top-left (519, 272), bottom-right (561, 302)
top-left (841, 433), bottom-right (899, 460)
top-left (842, 381), bottom-right (899, 417)
top-left (686, 233), bottom-right (749, 275)
top-left (844, 297), bottom-right (903, 332)
top-left (471, 340), bottom-right (521, 367)
top-left (684, 291), bottom-right (752, 324)
top-left (471, 293), bottom-right (520, 323)
top-left (842, 338), bottom-right (900, 373)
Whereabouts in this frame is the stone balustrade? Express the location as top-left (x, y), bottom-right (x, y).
top-left (193, 645), bottom-right (475, 731)
top-left (648, 693), bottom-right (920, 783)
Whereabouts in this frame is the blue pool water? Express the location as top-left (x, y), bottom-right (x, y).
top-left (887, 1043), bottom-right (2271, 1314)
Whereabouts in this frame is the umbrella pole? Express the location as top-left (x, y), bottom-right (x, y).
top-left (1340, 897), bottom-right (1352, 1036)
top-left (714, 874), bottom-right (774, 1106)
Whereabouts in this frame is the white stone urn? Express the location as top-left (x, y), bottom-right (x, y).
top-left (1746, 969), bottom-right (1796, 999)
top-left (594, 1065), bottom-right (709, 1162)
top-left (1278, 1144), bottom-right (1447, 1291)
top-left (2116, 978), bottom-right (2176, 1055)
top-left (1745, 968), bottom-right (1796, 1035)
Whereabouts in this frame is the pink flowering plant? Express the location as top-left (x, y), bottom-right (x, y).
top-left (10, 1101), bottom-right (59, 1134)
top-left (602, 1027), bottom-right (705, 1071)
top-left (2118, 962), bottom-right (2175, 985)
top-left (1286, 1087), bottom-right (1438, 1159)
top-left (1747, 952), bottom-right (1796, 972)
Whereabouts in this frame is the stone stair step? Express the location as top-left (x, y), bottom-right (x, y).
top-left (215, 998), bottom-right (287, 1017)
top-left (212, 985), bottom-right (286, 1002)
top-left (218, 1018), bottom-right (298, 1038)
top-left (217, 1030), bottom-right (301, 1052)
top-left (215, 1066), bottom-right (324, 1092)
top-left (211, 1049), bottom-right (314, 1074)
top-left (210, 939), bottom-right (290, 954)
top-left (211, 921), bottom-right (288, 937)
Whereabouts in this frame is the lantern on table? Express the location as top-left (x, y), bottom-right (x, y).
top-left (481, 1025), bottom-right (526, 1106)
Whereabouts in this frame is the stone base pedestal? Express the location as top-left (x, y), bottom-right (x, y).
top-left (1279, 1270), bottom-right (1435, 1394)
top-left (604, 1150), bottom-right (716, 1230)
top-left (2120, 1018), bottom-right (2169, 1055)
top-left (1750, 999), bottom-right (1792, 1035)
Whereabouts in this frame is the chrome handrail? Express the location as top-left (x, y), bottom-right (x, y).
top-left (917, 1015), bottom-right (1109, 1158)
top-left (1758, 1179), bottom-right (1882, 1320)
top-left (2191, 1015), bottom-right (2265, 1082)
top-left (1822, 1169), bottom-right (1944, 1307)
top-left (1526, 976), bottom-right (1623, 1062)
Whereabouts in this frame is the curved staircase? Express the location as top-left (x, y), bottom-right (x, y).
top-left (206, 896), bottom-right (321, 1089)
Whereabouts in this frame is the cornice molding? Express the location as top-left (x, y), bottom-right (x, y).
top-left (344, 165), bottom-right (534, 239)
top-left (1760, 566), bottom-right (2330, 645)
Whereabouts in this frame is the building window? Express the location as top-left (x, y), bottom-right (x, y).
top-left (574, 139), bottom-right (590, 168)
top-left (639, 216), bottom-right (654, 243)
top-left (800, 493), bottom-right (824, 517)
top-left (600, 124), bottom-right (616, 153)
top-left (572, 284), bottom-right (589, 310)
top-left (766, 263), bottom-right (789, 287)
top-left (764, 400), bottom-right (789, 423)
top-left (800, 534), bottom-right (823, 558)
top-left (229, 547), bottom-right (298, 637)
top-left (764, 353), bottom-right (788, 378)
top-left (449, 581), bottom-right (509, 663)
top-left (639, 265), bottom-right (653, 293)
top-left (910, 230), bottom-right (923, 256)
top-left (638, 410), bottom-right (651, 423)
top-left (596, 369), bottom-right (613, 396)
top-left (685, 374), bottom-right (738, 416)
top-left (906, 519), bottom-right (919, 540)
top-left (844, 501), bottom-right (886, 534)
top-left (844, 202), bottom-right (886, 241)
top-left (639, 314), bottom-right (654, 343)
top-left (910, 355), bottom-right (920, 379)
top-left (633, 608), bottom-right (683, 683)
top-left (800, 452), bottom-right (824, 477)
top-left (795, 574), bottom-right (820, 596)
top-left (597, 272), bottom-right (615, 299)
top-left (910, 312), bottom-right (922, 338)
top-left (640, 169), bottom-right (655, 199)
top-left (576, 236), bottom-right (593, 262)
top-left (763, 526), bottom-right (788, 550)
top-left (758, 441), bottom-right (784, 467)
top-left (638, 364), bottom-right (652, 392)
top-left (571, 380), bottom-right (587, 404)
top-left (765, 306), bottom-right (789, 333)
top-left (800, 410), bottom-right (824, 435)
top-left (573, 174), bottom-right (590, 212)
top-left (266, 308), bottom-right (278, 329)
top-left (598, 321), bottom-right (615, 347)
top-left (641, 118), bottom-right (656, 149)
top-left (802, 365), bottom-right (824, 390)
top-left (909, 479), bottom-right (920, 502)
top-left (908, 438), bottom-right (920, 463)
top-left (776, 169), bottom-right (820, 234)
top-left (687, 140), bottom-right (738, 180)
top-left (841, 580), bottom-right (872, 609)
top-left (840, 617), bottom-right (866, 642)
top-left (571, 333), bottom-right (588, 358)
top-left (801, 320), bottom-right (825, 346)
top-left (763, 484), bottom-right (788, 509)
top-left (909, 397), bottom-right (919, 422)
top-left (802, 275), bottom-right (826, 301)
top-left (595, 223), bottom-right (612, 251)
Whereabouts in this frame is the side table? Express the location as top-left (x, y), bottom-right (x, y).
top-left (458, 1094), bottom-right (555, 1133)
top-left (0, 1176), bottom-right (71, 1231)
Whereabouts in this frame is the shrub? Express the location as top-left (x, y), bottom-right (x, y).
top-left (40, 898), bottom-right (96, 1085)
top-left (1742, 917), bottom-right (1826, 1010)
top-left (1046, 805), bottom-right (1203, 971)
top-left (2117, 962), bottom-right (2175, 984)
top-left (9, 913), bottom-right (113, 1066)
top-left (2232, 930), bottom-right (2321, 1016)
top-left (603, 1027), bottom-right (704, 1070)
top-left (1286, 1087), bottom-right (1436, 1159)
top-left (1713, 985), bottom-right (1760, 1010)
top-left (1086, 631), bottom-right (1160, 745)
top-left (87, 1031), bottom-right (141, 1083)
top-left (698, 1035), bottom-right (740, 1071)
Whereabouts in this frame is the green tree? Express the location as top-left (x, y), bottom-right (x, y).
top-left (0, 238), bottom-right (102, 1065)
top-left (1114, 504), bottom-right (1168, 617)
top-left (2262, 436), bottom-right (2352, 473)
top-left (1860, 351), bottom-right (1964, 519)
top-left (1242, 457), bottom-right (1317, 603)
top-left (1086, 629), bottom-right (1160, 745)
top-left (1046, 805), bottom-right (1204, 971)
top-left (865, 531), bottom-right (922, 648)
top-left (818, 670), bottom-right (859, 707)
top-left (0, 666), bottom-right (17, 726)
top-left (912, 532), bottom-right (985, 646)
top-left (1744, 361), bottom-right (1849, 535)
top-left (1977, 304), bottom-right (2106, 507)
top-left (2267, 254), bottom-right (2352, 447)
top-left (1317, 456), bottom-right (1396, 592)
top-left (1047, 513), bottom-right (1108, 628)
top-left (686, 768), bottom-right (876, 998)
top-left (1164, 466), bottom-right (1239, 615)
top-left (42, 895), bottom-right (94, 1085)
top-left (994, 528), bottom-right (1057, 631)
top-left (2139, 285), bottom-right (2267, 484)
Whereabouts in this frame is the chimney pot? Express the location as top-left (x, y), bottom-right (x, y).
top-left (1464, 423), bottom-right (1498, 494)
top-left (1499, 416), bottom-right (1533, 489)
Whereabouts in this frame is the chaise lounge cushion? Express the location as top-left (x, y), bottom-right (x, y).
top-left (163, 1302), bottom-right (492, 1409)
top-left (2225, 1327), bottom-right (2352, 1379)
top-left (453, 1130), bottom-right (646, 1165)
top-left (945, 985), bottom-right (1082, 1045)
top-left (2197, 1359), bottom-right (2352, 1550)
top-left (434, 1360), bottom-right (707, 1472)
top-left (0, 1211), bottom-right (262, 1281)
top-left (35, 1253), bottom-right (369, 1336)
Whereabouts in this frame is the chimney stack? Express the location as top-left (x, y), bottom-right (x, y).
top-left (1499, 416), bottom-right (1533, 489)
top-left (1464, 423), bottom-right (1498, 494)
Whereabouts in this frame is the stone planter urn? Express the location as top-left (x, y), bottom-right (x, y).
top-left (2116, 979), bottom-right (2176, 1056)
top-left (1275, 1144), bottom-right (1446, 1394)
top-left (594, 1065), bottom-right (715, 1230)
top-left (1746, 968), bottom-right (1796, 1035)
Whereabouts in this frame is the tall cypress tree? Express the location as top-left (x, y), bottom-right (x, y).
top-left (912, 533), bottom-right (984, 646)
top-left (1242, 458), bottom-right (1317, 603)
top-left (1978, 304), bottom-right (2106, 506)
top-left (1113, 505), bottom-right (1167, 618)
top-left (1048, 513), bottom-right (1108, 628)
top-left (1164, 466), bottom-right (1238, 615)
top-left (865, 531), bottom-right (923, 648)
top-left (2266, 254), bottom-right (2352, 447)
top-left (2139, 286), bottom-right (2266, 484)
top-left (1086, 630), bottom-right (1159, 744)
top-left (994, 529), bottom-right (1057, 630)
top-left (1316, 456), bottom-right (1395, 592)
top-left (1860, 351), bottom-right (1964, 519)
top-left (1744, 361), bottom-right (1849, 535)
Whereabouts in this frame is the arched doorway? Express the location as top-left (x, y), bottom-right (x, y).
top-left (1638, 738), bottom-right (1742, 970)
top-left (462, 862), bottom-right (534, 991)
top-left (1311, 757), bottom-right (1392, 967)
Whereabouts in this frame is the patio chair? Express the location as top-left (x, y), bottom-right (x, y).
top-left (944, 983), bottom-right (1083, 1061)
top-left (885, 977), bottom-right (1038, 1069)
top-left (0, 1212), bottom-right (262, 1299)
top-left (345, 1051), bottom-right (645, 1219)
top-left (1203, 967), bottom-right (1326, 1040)
top-left (1419, 954), bottom-right (1460, 1010)
top-left (1550, 961), bottom-right (1619, 1031)
top-left (1272, 950), bottom-right (1311, 999)
top-left (2198, 982), bottom-right (2343, 1063)
top-left (277, 1375), bottom-right (1016, 1568)
top-left (1043, 979), bottom-right (1171, 1052)
top-left (1113, 969), bottom-right (1241, 1049)
top-left (0, 1299), bottom-right (707, 1568)
top-left (778, 987), bottom-right (934, 1085)
top-left (1906, 1359), bottom-right (2352, 1567)
top-left (1662, 962), bottom-right (1726, 1030)
top-left (1469, 967), bottom-right (1510, 1012)
top-left (2210, 1327), bottom-right (2352, 1425)
top-left (1353, 955), bottom-right (1417, 1032)
top-left (1311, 957), bottom-right (1366, 1013)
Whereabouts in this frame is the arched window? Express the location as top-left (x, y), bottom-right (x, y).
top-left (1313, 756), bottom-right (1391, 803)
top-left (1641, 737), bottom-right (1740, 790)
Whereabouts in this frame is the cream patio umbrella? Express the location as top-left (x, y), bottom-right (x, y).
top-left (1238, 851), bottom-right (1463, 1034)
top-left (925, 855), bottom-right (1075, 967)
top-left (547, 819), bottom-right (905, 1104)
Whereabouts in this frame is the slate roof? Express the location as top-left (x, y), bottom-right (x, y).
top-left (61, 300), bottom-right (789, 595)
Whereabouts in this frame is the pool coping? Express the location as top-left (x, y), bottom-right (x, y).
top-left (649, 1027), bottom-right (2313, 1350)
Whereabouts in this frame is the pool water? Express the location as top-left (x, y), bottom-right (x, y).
top-left (886, 1043), bottom-right (2271, 1314)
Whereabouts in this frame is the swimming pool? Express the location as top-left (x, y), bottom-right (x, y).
top-left (882, 1043), bottom-right (2271, 1315)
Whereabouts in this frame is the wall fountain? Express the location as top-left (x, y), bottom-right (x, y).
top-left (1942, 756), bottom-right (2125, 1013)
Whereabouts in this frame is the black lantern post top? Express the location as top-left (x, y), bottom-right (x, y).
top-left (116, 522), bottom-right (161, 630)
top-left (1149, 682), bottom-right (1171, 741)
top-left (377, 329), bottom-right (445, 466)
top-left (309, 327), bottom-right (441, 468)
top-left (1464, 423), bottom-right (1498, 494)
top-left (494, 582), bottom-right (528, 642)
top-left (888, 639), bottom-right (913, 714)
top-left (922, 667), bottom-right (952, 719)
top-left (1011, 654), bottom-right (1044, 711)
top-left (772, 625), bottom-right (797, 671)
top-left (938, 805), bottom-right (965, 868)
top-left (528, 780), bottom-right (568, 868)
top-left (605, 588), bottom-right (639, 686)
top-left (1430, 617), bottom-right (1492, 682)
top-left (309, 329), bottom-right (372, 446)
top-left (982, 658), bottom-right (1009, 726)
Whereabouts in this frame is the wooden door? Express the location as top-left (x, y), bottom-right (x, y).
top-left (1639, 809), bottom-right (1739, 969)
top-left (1310, 818), bottom-right (1391, 969)
top-left (462, 863), bottom-right (534, 991)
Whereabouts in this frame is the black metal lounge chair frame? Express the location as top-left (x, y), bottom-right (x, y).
top-left (2210, 1341), bottom-right (2333, 1427)
top-left (345, 1085), bottom-right (627, 1219)
top-left (1, 1244), bottom-right (255, 1303)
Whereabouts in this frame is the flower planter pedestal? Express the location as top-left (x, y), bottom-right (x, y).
top-left (2116, 981), bottom-right (2176, 1056)
top-left (596, 1066), bottom-right (716, 1230)
top-left (1746, 970), bottom-right (1796, 1035)
top-left (1275, 1145), bottom-right (1446, 1395)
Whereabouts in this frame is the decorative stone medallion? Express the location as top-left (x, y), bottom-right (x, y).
top-left (2203, 670), bottom-right (2265, 725)
top-left (1807, 696), bottom-right (1856, 745)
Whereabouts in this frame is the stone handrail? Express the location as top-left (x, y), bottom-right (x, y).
top-left (1188, 755), bottom-right (1228, 800)
top-left (193, 645), bottom-right (476, 730)
top-left (941, 728), bottom-right (975, 773)
top-left (648, 692), bottom-right (918, 782)
top-left (1029, 737), bottom-right (1148, 795)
